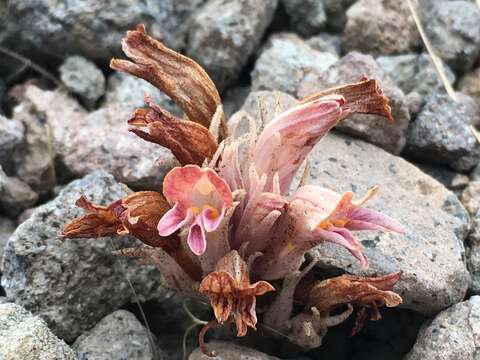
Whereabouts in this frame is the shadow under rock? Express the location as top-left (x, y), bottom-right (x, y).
top-left (308, 307), bottom-right (427, 360)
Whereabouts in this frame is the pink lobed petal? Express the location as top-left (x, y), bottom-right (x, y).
top-left (163, 164), bottom-right (233, 208)
top-left (187, 216), bottom-right (207, 255)
top-left (202, 206), bottom-right (225, 232)
top-left (253, 98), bottom-right (345, 193)
top-left (315, 227), bottom-right (369, 270)
top-left (157, 204), bottom-right (192, 236)
top-left (348, 207), bottom-right (405, 233)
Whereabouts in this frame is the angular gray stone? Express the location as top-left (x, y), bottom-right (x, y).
top-left (406, 92), bottom-right (480, 165)
top-left (11, 87), bottom-right (69, 195)
top-left (458, 68), bottom-right (480, 106)
top-left (0, 171), bottom-right (166, 341)
top-left (73, 310), bottom-right (163, 360)
top-left (306, 33), bottom-right (342, 56)
top-left (0, 216), bottom-right (15, 264)
top-left (0, 115), bottom-right (24, 173)
top-left (59, 56), bottom-right (106, 110)
top-left (251, 33), bottom-right (338, 96)
top-left (187, 0), bottom-right (278, 91)
top-left (0, 0), bottom-right (204, 62)
top-left (423, 1), bottom-right (480, 73)
top-left (306, 133), bottom-right (471, 315)
top-left (342, 0), bottom-right (420, 56)
top-left (298, 51), bottom-right (411, 154)
top-left (0, 166), bottom-right (38, 217)
top-left (189, 341), bottom-right (279, 360)
top-left (18, 85), bottom-right (176, 190)
top-left (238, 92), bottom-right (471, 315)
top-left (467, 211), bottom-right (480, 293)
top-left (376, 53), bottom-right (456, 114)
top-left (281, 0), bottom-right (326, 36)
top-left (0, 302), bottom-right (76, 360)
top-left (461, 181), bottom-right (480, 216)
top-left (103, 73), bottom-right (182, 117)
top-left (405, 296), bottom-right (480, 360)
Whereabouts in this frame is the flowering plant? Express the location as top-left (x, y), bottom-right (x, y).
top-left (62, 25), bottom-right (404, 356)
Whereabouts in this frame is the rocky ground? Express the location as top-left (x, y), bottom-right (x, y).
top-left (0, 0), bottom-right (480, 359)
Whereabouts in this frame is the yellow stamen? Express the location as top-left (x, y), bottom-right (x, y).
top-left (203, 205), bottom-right (219, 219)
top-left (191, 206), bottom-right (201, 215)
top-left (317, 218), bottom-right (348, 229)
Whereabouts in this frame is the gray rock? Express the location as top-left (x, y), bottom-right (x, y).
top-left (342, 0), bottom-right (420, 56)
top-left (281, 0), bottom-right (326, 36)
top-left (298, 51), bottom-right (411, 155)
top-left (251, 33), bottom-right (338, 96)
top-left (376, 53), bottom-right (456, 114)
top-left (467, 211), bottom-right (480, 293)
top-left (73, 310), bottom-right (163, 360)
top-left (59, 56), bottom-right (106, 110)
top-left (103, 73), bottom-right (182, 116)
top-left (189, 341), bottom-right (279, 360)
top-left (406, 92), bottom-right (480, 165)
top-left (0, 115), bottom-right (24, 173)
top-left (423, 1), bottom-right (480, 73)
top-left (239, 93), bottom-right (471, 315)
top-left (1, 0), bottom-right (204, 62)
top-left (458, 68), bottom-right (480, 106)
top-left (0, 302), bottom-right (76, 360)
top-left (322, 0), bottom-right (357, 32)
top-left (0, 171), bottom-right (167, 341)
top-left (18, 85), bottom-right (176, 190)
top-left (461, 181), bottom-right (480, 216)
top-left (405, 296), bottom-right (480, 360)
top-left (186, 0), bottom-right (277, 91)
top-left (0, 216), bottom-right (15, 264)
top-left (11, 87), bottom-right (69, 195)
top-left (0, 166), bottom-right (38, 217)
top-left (306, 33), bottom-right (342, 56)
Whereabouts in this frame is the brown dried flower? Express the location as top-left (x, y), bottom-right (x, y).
top-left (61, 196), bottom-right (123, 239)
top-left (128, 96), bottom-right (218, 166)
top-left (199, 250), bottom-right (275, 337)
top-left (301, 76), bottom-right (394, 123)
top-left (308, 272), bottom-right (402, 334)
top-left (62, 191), bottom-right (172, 246)
top-left (110, 24), bottom-right (227, 136)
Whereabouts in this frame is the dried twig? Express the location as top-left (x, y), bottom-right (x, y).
top-left (0, 45), bottom-right (62, 86)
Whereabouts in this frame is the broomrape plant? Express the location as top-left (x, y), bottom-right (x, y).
top-left (61, 24), bottom-right (404, 356)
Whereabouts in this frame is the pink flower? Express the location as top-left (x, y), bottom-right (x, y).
top-left (290, 185), bottom-right (404, 268)
top-left (158, 165), bottom-right (233, 255)
top-left (252, 97), bottom-right (345, 193)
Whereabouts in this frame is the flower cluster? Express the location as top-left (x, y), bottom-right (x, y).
top-left (62, 24), bottom-right (405, 355)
